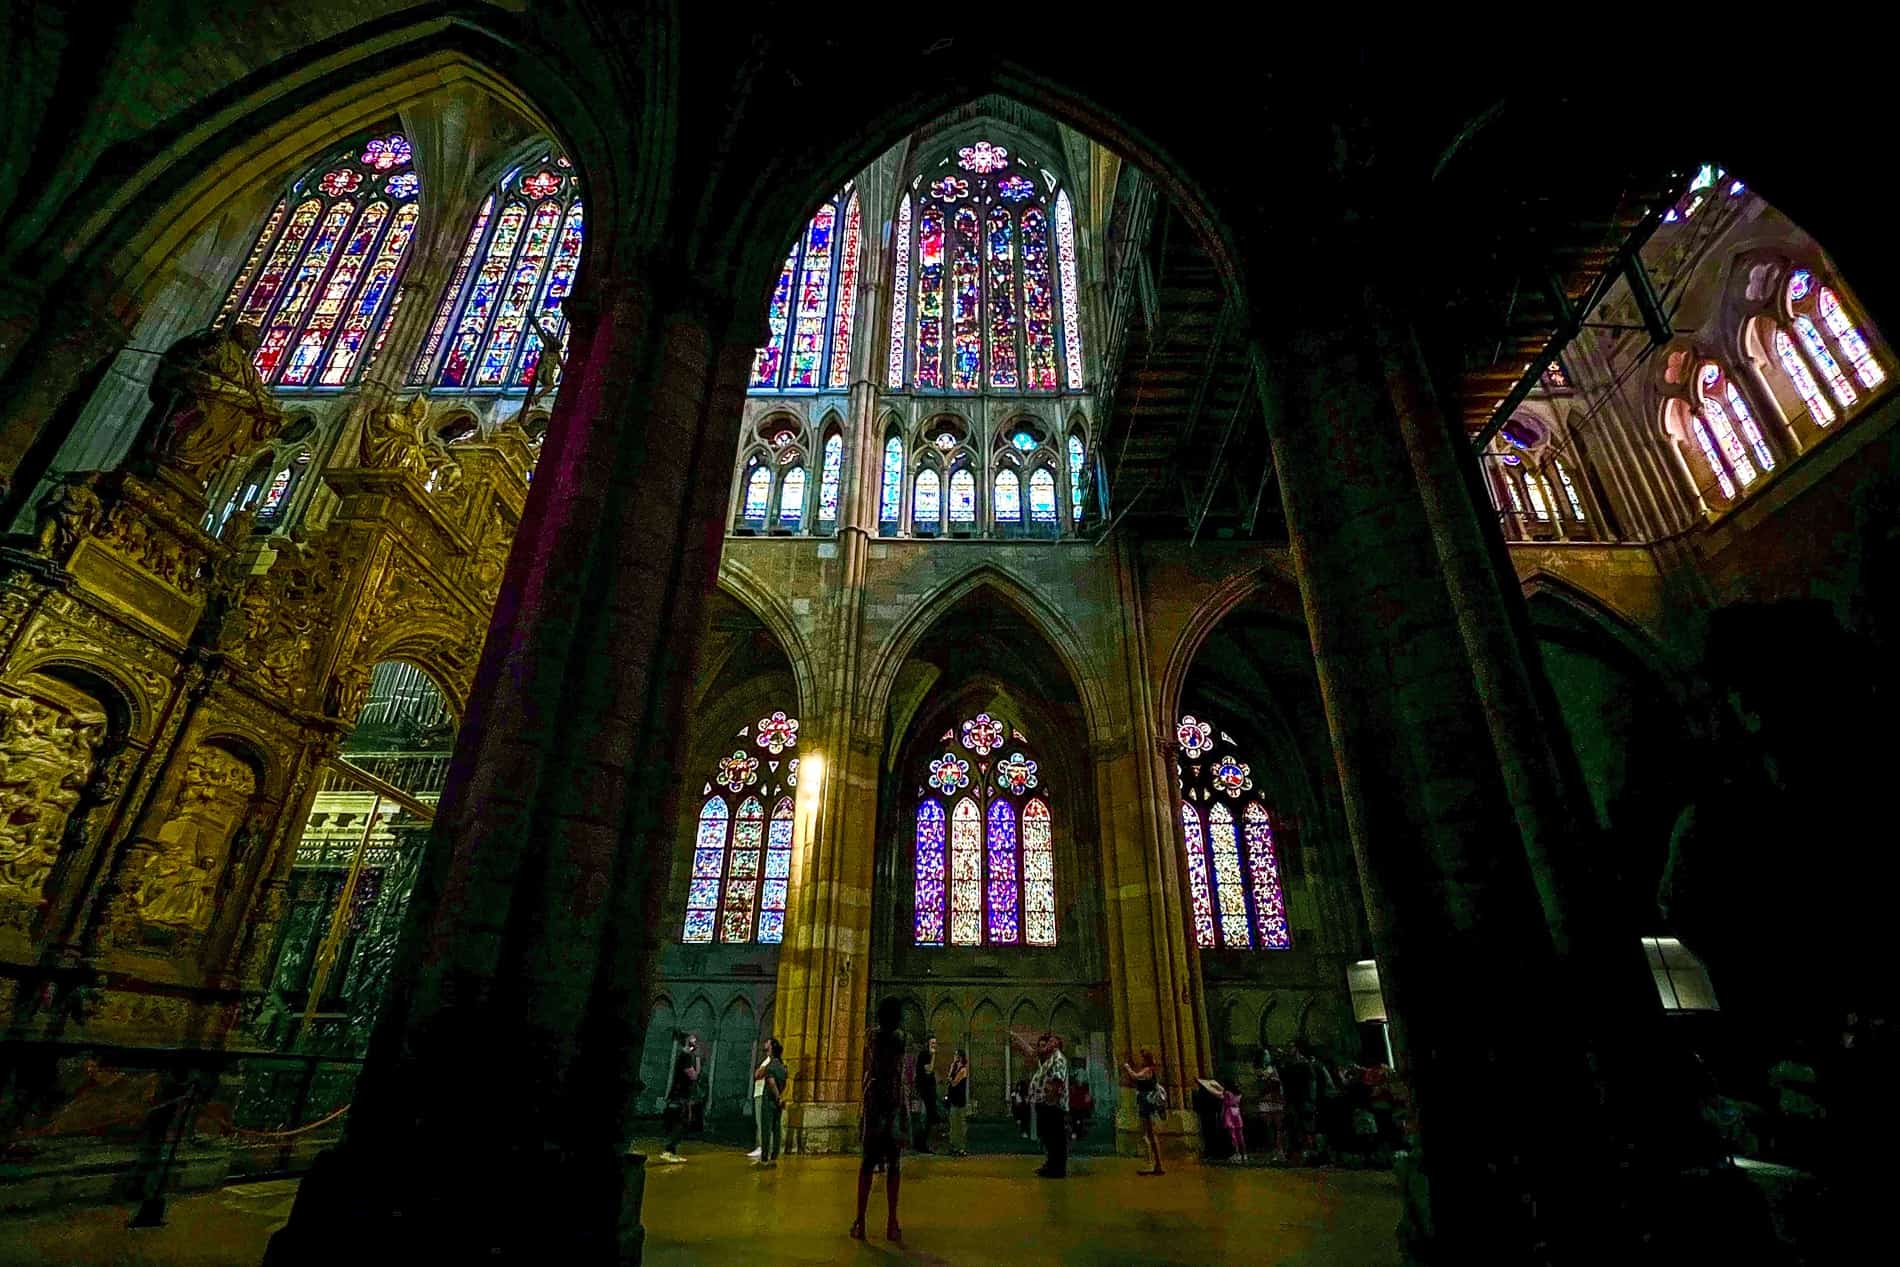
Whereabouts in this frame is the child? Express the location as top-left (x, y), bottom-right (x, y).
top-left (1221, 1083), bottom-right (1248, 1163)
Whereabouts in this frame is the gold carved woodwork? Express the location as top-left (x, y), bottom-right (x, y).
top-left (143, 325), bottom-right (288, 490)
top-left (127, 745), bottom-right (257, 933)
top-left (359, 395), bottom-right (432, 474)
top-left (0, 693), bottom-right (102, 908)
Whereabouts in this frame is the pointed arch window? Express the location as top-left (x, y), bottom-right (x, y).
top-left (681, 715), bottom-right (801, 944)
top-left (818, 432), bottom-right (844, 527)
top-left (914, 468), bottom-right (942, 531)
top-left (1765, 267), bottom-right (1885, 429)
top-left (412, 153), bottom-right (585, 391)
top-left (219, 130), bottom-right (420, 388)
top-left (778, 466), bottom-right (806, 529)
top-left (742, 460), bottom-right (772, 527)
top-left (1552, 460), bottom-right (1587, 522)
top-left (1067, 433), bottom-right (1088, 526)
top-left (1174, 711), bottom-right (1290, 951)
top-left (949, 467), bottom-right (977, 524)
top-left (880, 434), bottom-right (905, 524)
top-left (1028, 467), bottom-right (1058, 524)
top-left (1687, 362), bottom-right (1767, 498)
top-left (893, 142), bottom-right (1084, 393)
top-left (914, 714), bottom-right (1057, 946)
top-left (751, 187), bottom-right (861, 391)
top-left (994, 468), bottom-right (1022, 523)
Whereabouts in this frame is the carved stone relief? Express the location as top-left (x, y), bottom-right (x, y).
top-left (128, 745), bottom-right (258, 934)
top-left (0, 693), bottom-right (103, 910)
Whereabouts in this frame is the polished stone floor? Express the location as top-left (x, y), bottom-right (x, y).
top-left (0, 1143), bottom-right (1400, 1265)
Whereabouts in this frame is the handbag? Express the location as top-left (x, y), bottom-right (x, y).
top-left (1142, 1084), bottom-right (1169, 1113)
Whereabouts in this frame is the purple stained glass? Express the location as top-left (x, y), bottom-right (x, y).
top-left (1207, 803), bottom-right (1252, 948)
top-left (683, 796), bottom-right (728, 942)
top-left (958, 142), bottom-right (1009, 173)
top-left (255, 201), bottom-right (353, 381)
top-left (997, 174), bottom-right (1036, 202)
top-left (1181, 802), bottom-right (1215, 948)
top-left (682, 909), bottom-right (715, 942)
top-left (752, 246), bottom-right (797, 387)
top-left (1793, 315), bottom-right (1858, 408)
top-left (386, 171), bottom-right (419, 199)
top-left (949, 798), bottom-right (982, 945)
top-left (1176, 715), bottom-right (1213, 757)
top-left (1022, 798), bottom-right (1055, 946)
top-left (1818, 288), bottom-right (1885, 389)
top-left (987, 204), bottom-right (1018, 388)
top-left (786, 203), bottom-right (836, 388)
top-left (474, 199), bottom-right (562, 386)
top-left (1020, 208), bottom-right (1057, 390)
top-left (916, 205), bottom-right (945, 388)
top-left (758, 797), bottom-right (793, 944)
top-left (361, 133), bottom-right (411, 170)
top-left (1055, 191), bottom-right (1084, 388)
top-left (889, 196), bottom-right (912, 388)
top-left (931, 176), bottom-right (970, 202)
top-left (516, 200), bottom-right (584, 388)
top-left (914, 798), bottom-right (946, 945)
top-left (1723, 384), bottom-right (1775, 472)
top-left (1242, 802), bottom-right (1290, 949)
top-left (987, 798), bottom-right (1020, 944)
top-left (321, 202), bottom-right (415, 385)
top-left (951, 207), bottom-right (981, 390)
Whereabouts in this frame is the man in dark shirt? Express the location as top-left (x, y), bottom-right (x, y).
top-left (658, 1033), bottom-right (700, 1163)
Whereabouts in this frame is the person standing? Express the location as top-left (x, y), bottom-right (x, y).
top-left (1122, 1050), bottom-right (1165, 1175)
top-left (658, 1032), bottom-right (701, 1164)
top-left (1221, 1082), bottom-right (1249, 1163)
top-left (749, 1039), bottom-right (775, 1161)
top-left (914, 1036), bottom-right (940, 1153)
top-left (1028, 1032), bottom-right (1070, 1178)
top-left (945, 1048), bottom-right (971, 1156)
top-left (759, 1038), bottom-right (789, 1167)
top-left (851, 997), bottom-right (909, 1242)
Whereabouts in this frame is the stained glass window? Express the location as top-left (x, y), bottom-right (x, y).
top-left (903, 141), bottom-right (1081, 394)
top-left (949, 798), bottom-right (983, 945)
top-left (1068, 434), bottom-right (1087, 526)
top-left (758, 797), bottom-right (794, 944)
top-left (915, 468), bottom-right (941, 528)
top-left (1028, 468), bottom-right (1058, 524)
top-left (1723, 384), bottom-right (1776, 473)
top-left (222, 131), bottom-right (420, 389)
top-left (1522, 468), bottom-right (1552, 521)
top-left (682, 719), bottom-right (799, 944)
top-left (1688, 414), bottom-right (1736, 500)
top-left (1698, 383), bottom-right (1758, 490)
top-left (1773, 329), bottom-right (1836, 427)
top-left (1553, 460), bottom-right (1586, 522)
top-left (917, 204), bottom-right (946, 388)
top-left (817, 433), bottom-right (843, 525)
top-left (916, 715), bottom-right (1057, 947)
top-left (1054, 191), bottom-right (1085, 389)
top-left (413, 154), bottom-right (585, 391)
top-left (1022, 798), bottom-right (1056, 946)
top-left (748, 187), bottom-right (860, 391)
top-left (1816, 288), bottom-right (1884, 390)
top-left (1241, 802), bottom-right (1290, 949)
top-left (994, 468), bottom-right (1022, 522)
top-left (1181, 803), bottom-right (1215, 949)
top-left (914, 798), bottom-right (947, 944)
top-left (829, 192), bottom-right (862, 389)
top-left (986, 798), bottom-right (1020, 943)
top-left (889, 196), bottom-right (912, 389)
top-left (779, 466), bottom-right (805, 528)
top-left (949, 468), bottom-right (976, 524)
top-left (1174, 710), bottom-right (1291, 952)
top-left (743, 463), bottom-right (772, 524)
top-left (881, 435), bottom-right (904, 523)
top-left (1793, 316), bottom-right (1858, 409)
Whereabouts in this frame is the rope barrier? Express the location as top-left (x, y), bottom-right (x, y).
top-left (227, 1102), bottom-right (351, 1141)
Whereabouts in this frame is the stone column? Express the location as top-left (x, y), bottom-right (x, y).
top-left (262, 261), bottom-right (754, 1266)
top-left (1255, 237), bottom-right (1632, 1259)
top-left (773, 152), bottom-right (896, 1150)
top-left (1095, 534), bottom-right (1211, 1156)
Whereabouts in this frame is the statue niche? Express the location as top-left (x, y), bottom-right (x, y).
top-left (129, 745), bottom-right (258, 936)
top-left (139, 325), bottom-right (288, 493)
top-left (0, 693), bottom-right (104, 911)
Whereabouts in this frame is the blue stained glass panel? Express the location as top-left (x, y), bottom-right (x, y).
top-left (757, 911), bottom-right (784, 943)
top-left (914, 798), bottom-right (946, 945)
top-left (986, 798), bottom-right (1020, 943)
top-left (1068, 435), bottom-right (1087, 524)
top-left (880, 436), bottom-right (904, 522)
top-left (949, 469), bottom-right (975, 523)
top-left (1029, 468), bottom-right (1057, 522)
top-left (819, 433), bottom-right (843, 522)
top-left (1181, 802), bottom-right (1215, 948)
top-left (915, 469), bottom-right (941, 527)
top-left (687, 877), bottom-right (720, 910)
top-left (995, 469), bottom-right (1021, 522)
top-left (683, 909), bottom-right (715, 942)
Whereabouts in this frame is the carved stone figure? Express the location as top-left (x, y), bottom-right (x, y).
top-left (359, 395), bottom-right (431, 473)
top-left (0, 696), bottom-right (102, 907)
top-left (32, 478), bottom-right (104, 558)
top-left (142, 326), bottom-right (287, 490)
top-left (130, 746), bottom-right (257, 932)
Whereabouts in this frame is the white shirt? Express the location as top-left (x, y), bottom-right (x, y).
top-left (753, 1056), bottom-right (770, 1099)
